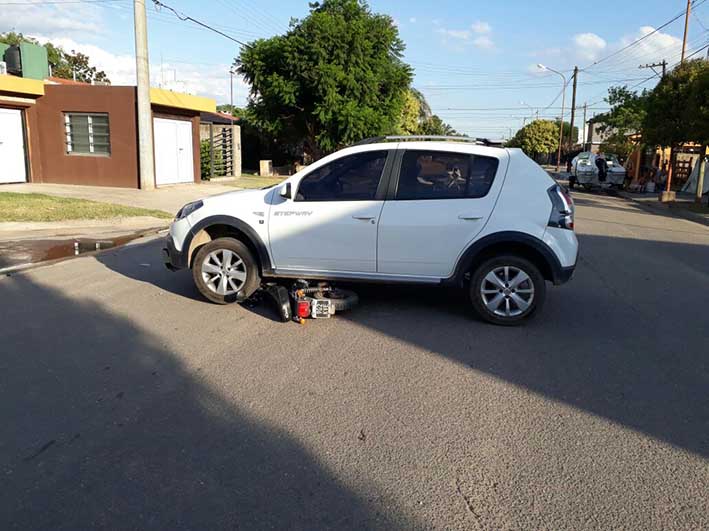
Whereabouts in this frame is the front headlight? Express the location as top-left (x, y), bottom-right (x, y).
top-left (175, 200), bottom-right (203, 220)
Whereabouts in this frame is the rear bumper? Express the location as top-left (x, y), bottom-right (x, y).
top-left (162, 235), bottom-right (187, 271)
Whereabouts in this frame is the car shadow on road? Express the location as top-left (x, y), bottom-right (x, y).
top-left (97, 237), bottom-right (205, 303)
top-left (99, 232), bottom-right (709, 460)
top-left (338, 233), bottom-right (709, 459)
top-left (0, 273), bottom-right (415, 530)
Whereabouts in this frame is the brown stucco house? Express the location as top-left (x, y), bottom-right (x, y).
top-left (0, 74), bottom-right (216, 188)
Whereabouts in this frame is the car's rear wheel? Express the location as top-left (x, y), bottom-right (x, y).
top-left (192, 237), bottom-right (260, 304)
top-left (469, 255), bottom-right (545, 325)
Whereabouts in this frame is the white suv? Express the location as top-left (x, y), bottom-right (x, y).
top-left (164, 136), bottom-right (578, 325)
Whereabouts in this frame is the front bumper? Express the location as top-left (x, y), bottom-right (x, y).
top-left (163, 234), bottom-right (187, 271)
top-left (555, 264), bottom-right (576, 285)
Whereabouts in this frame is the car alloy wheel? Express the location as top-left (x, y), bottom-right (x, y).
top-left (480, 265), bottom-right (535, 317)
top-left (201, 248), bottom-right (247, 296)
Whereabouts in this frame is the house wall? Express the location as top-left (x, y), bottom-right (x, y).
top-left (27, 84), bottom-right (140, 188)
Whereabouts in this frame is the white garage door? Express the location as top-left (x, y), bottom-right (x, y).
top-left (0, 108), bottom-right (28, 184)
top-left (153, 117), bottom-right (194, 186)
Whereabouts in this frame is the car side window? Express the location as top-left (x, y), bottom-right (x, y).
top-left (396, 150), bottom-right (499, 200)
top-left (295, 151), bottom-right (388, 201)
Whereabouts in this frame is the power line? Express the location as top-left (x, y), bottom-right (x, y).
top-left (582, 0), bottom-right (707, 70)
top-left (151, 0), bottom-right (249, 47)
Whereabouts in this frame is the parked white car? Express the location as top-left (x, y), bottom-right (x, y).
top-left (571, 152), bottom-right (626, 188)
top-left (164, 136), bottom-right (578, 325)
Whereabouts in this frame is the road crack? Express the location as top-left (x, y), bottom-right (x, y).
top-left (455, 476), bottom-right (481, 521)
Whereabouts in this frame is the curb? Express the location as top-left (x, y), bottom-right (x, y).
top-left (616, 191), bottom-right (709, 229)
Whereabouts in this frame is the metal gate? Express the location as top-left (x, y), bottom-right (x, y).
top-left (201, 123), bottom-right (236, 179)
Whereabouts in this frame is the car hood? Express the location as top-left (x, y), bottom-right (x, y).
top-left (201, 187), bottom-right (272, 208)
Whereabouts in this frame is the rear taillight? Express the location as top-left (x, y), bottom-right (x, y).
top-left (296, 300), bottom-right (311, 318)
top-left (547, 184), bottom-right (574, 230)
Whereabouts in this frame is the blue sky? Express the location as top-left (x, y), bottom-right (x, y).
top-left (4, 0), bottom-right (708, 138)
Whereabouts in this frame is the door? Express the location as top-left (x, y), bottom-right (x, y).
top-left (0, 108), bottom-right (27, 184)
top-left (268, 149), bottom-right (390, 273)
top-left (377, 149), bottom-right (506, 277)
top-left (154, 118), bottom-right (194, 186)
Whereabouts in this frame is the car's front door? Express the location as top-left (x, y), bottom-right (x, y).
top-left (268, 149), bottom-right (391, 273)
top-left (377, 148), bottom-right (507, 277)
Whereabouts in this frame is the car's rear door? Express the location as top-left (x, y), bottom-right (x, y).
top-left (377, 146), bottom-right (508, 277)
top-left (268, 149), bottom-right (393, 273)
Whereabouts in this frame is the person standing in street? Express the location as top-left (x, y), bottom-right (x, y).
top-left (595, 152), bottom-right (608, 183)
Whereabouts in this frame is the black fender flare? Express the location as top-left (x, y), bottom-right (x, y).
top-left (182, 215), bottom-right (273, 272)
top-left (446, 231), bottom-right (565, 285)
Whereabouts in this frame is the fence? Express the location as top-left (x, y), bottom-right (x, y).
top-left (199, 123), bottom-right (241, 179)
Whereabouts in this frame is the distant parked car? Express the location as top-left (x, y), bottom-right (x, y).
top-left (571, 152), bottom-right (626, 189)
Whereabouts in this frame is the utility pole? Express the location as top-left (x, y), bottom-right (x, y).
top-left (681, 0), bottom-right (691, 63)
top-left (581, 102), bottom-right (587, 151)
top-left (696, 146), bottom-right (707, 204)
top-left (229, 66), bottom-right (235, 127)
top-left (568, 66), bottom-right (579, 152)
top-left (640, 60), bottom-right (667, 79)
top-left (134, 0), bottom-right (155, 190)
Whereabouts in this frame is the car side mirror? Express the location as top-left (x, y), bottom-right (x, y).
top-left (280, 182), bottom-right (292, 199)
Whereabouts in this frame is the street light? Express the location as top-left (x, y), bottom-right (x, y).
top-left (537, 63), bottom-right (567, 172)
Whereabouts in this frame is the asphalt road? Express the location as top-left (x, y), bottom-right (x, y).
top-left (1, 191), bottom-right (708, 530)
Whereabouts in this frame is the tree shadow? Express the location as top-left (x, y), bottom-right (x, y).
top-left (0, 273), bottom-right (415, 530)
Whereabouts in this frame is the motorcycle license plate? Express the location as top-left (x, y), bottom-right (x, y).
top-left (311, 299), bottom-right (332, 318)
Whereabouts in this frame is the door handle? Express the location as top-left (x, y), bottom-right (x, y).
top-left (352, 216), bottom-right (375, 221)
top-left (458, 215), bottom-right (483, 221)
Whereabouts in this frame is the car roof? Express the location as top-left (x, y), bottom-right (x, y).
top-left (342, 137), bottom-right (507, 159)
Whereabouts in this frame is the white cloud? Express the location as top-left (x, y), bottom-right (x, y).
top-left (32, 36), bottom-right (246, 104)
top-left (1, 3), bottom-right (103, 38)
top-left (437, 28), bottom-right (472, 41)
top-left (617, 26), bottom-right (682, 62)
top-left (573, 32), bottom-right (607, 61)
top-left (473, 35), bottom-right (494, 50)
top-left (471, 21), bottom-right (491, 34)
top-left (437, 24), bottom-right (495, 51)
top-left (2, 3), bottom-right (246, 104)
top-left (409, 17), bottom-right (417, 24)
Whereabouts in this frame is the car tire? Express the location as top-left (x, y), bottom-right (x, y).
top-left (469, 255), bottom-right (546, 326)
top-left (192, 237), bottom-right (260, 304)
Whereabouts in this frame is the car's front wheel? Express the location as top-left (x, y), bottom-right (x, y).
top-left (192, 237), bottom-right (260, 304)
top-left (469, 255), bottom-right (545, 325)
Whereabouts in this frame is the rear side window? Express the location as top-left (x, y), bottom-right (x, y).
top-left (296, 150), bottom-right (387, 201)
top-left (396, 150), bottom-right (499, 200)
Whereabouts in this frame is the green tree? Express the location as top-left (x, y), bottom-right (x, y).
top-left (643, 59), bottom-right (707, 149)
top-left (216, 104), bottom-right (246, 117)
top-left (594, 86), bottom-right (648, 158)
top-left (0, 32), bottom-right (109, 83)
top-left (397, 89), bottom-right (421, 134)
top-left (419, 114), bottom-right (457, 136)
top-left (682, 61), bottom-right (709, 146)
top-left (410, 88), bottom-right (432, 121)
top-left (236, 0), bottom-right (412, 158)
top-left (508, 119), bottom-right (558, 157)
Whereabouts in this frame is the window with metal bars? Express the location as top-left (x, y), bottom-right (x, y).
top-left (64, 113), bottom-right (111, 156)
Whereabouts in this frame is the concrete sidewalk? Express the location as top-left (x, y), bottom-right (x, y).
top-left (617, 190), bottom-right (709, 228)
top-left (0, 182), bottom-right (238, 215)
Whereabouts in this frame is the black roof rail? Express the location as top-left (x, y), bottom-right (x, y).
top-left (351, 135), bottom-right (487, 146)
